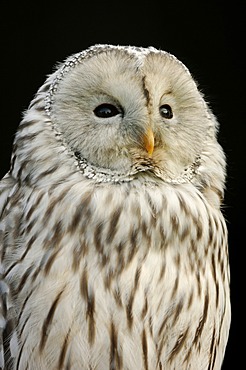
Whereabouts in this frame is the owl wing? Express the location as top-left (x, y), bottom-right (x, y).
top-left (0, 173), bottom-right (19, 370)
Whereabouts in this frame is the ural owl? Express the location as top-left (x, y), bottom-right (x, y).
top-left (0, 44), bottom-right (230, 369)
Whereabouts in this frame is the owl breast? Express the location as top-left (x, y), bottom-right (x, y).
top-left (5, 178), bottom-right (230, 370)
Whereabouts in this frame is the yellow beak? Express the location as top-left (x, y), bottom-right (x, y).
top-left (144, 127), bottom-right (154, 157)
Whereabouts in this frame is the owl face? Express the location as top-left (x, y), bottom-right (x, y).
top-left (47, 45), bottom-right (217, 181)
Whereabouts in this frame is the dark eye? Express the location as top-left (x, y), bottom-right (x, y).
top-left (94, 103), bottom-right (121, 118)
top-left (159, 104), bottom-right (173, 119)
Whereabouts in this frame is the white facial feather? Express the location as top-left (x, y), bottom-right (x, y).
top-left (44, 45), bottom-right (225, 198)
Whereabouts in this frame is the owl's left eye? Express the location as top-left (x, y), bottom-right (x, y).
top-left (159, 104), bottom-right (173, 119)
top-left (94, 104), bottom-right (121, 118)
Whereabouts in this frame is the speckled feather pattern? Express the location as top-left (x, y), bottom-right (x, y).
top-left (0, 44), bottom-right (230, 369)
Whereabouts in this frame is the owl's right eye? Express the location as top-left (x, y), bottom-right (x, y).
top-left (94, 104), bottom-right (121, 118)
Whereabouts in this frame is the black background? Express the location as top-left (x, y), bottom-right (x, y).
top-left (1, 1), bottom-right (244, 368)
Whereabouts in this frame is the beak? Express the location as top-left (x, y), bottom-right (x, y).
top-left (143, 127), bottom-right (154, 157)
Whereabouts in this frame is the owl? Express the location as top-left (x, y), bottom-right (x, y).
top-left (0, 44), bottom-right (230, 370)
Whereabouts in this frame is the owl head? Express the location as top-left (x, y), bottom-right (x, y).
top-left (12, 44), bottom-right (226, 206)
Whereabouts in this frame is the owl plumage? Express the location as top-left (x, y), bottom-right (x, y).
top-left (0, 44), bottom-right (230, 369)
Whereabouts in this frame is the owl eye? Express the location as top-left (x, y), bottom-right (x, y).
top-left (159, 104), bottom-right (173, 119)
top-left (94, 104), bottom-right (121, 118)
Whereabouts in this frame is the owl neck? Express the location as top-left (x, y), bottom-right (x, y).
top-left (74, 152), bottom-right (202, 185)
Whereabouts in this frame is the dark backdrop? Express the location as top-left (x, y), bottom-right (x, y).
top-left (1, 1), bottom-right (244, 369)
